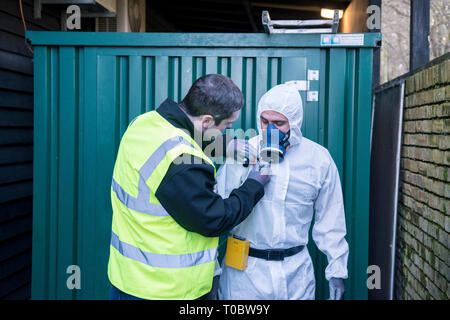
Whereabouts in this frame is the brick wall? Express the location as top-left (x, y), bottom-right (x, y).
top-left (394, 57), bottom-right (449, 300)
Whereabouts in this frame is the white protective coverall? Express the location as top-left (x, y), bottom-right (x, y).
top-left (216, 83), bottom-right (349, 300)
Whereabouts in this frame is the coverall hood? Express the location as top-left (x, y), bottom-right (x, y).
top-left (256, 83), bottom-right (303, 146)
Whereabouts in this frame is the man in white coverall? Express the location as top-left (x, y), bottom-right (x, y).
top-left (216, 83), bottom-right (349, 300)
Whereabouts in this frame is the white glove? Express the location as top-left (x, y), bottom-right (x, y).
top-left (226, 138), bottom-right (257, 164)
top-left (329, 278), bottom-right (345, 300)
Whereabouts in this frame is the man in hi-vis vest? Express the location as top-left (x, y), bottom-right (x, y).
top-left (108, 74), bottom-right (270, 300)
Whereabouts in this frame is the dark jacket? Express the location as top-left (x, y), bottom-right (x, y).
top-left (154, 98), bottom-right (264, 237)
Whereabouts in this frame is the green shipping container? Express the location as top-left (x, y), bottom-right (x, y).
top-left (27, 31), bottom-right (381, 300)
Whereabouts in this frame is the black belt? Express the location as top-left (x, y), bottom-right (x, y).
top-left (248, 245), bottom-right (305, 261)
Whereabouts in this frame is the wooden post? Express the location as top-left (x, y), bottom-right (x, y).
top-left (370, 0), bottom-right (381, 88)
top-left (410, 0), bottom-right (430, 71)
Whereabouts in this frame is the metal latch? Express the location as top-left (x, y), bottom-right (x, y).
top-left (285, 80), bottom-right (309, 91)
top-left (262, 10), bottom-right (340, 34)
top-left (285, 70), bottom-right (320, 102)
top-left (307, 91), bottom-right (319, 102)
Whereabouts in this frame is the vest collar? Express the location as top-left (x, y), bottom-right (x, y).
top-left (156, 98), bottom-right (196, 139)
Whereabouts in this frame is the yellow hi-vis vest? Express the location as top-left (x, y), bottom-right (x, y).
top-left (107, 110), bottom-right (218, 300)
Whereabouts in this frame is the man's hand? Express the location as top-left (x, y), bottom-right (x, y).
top-left (226, 138), bottom-right (257, 164)
top-left (247, 162), bottom-right (271, 186)
top-left (329, 278), bottom-right (345, 300)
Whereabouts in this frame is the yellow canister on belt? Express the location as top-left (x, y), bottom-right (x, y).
top-left (224, 236), bottom-right (250, 271)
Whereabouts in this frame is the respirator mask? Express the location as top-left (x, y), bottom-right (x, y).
top-left (259, 123), bottom-right (290, 163)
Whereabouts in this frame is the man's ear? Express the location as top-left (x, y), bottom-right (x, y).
top-left (201, 115), bottom-right (215, 130)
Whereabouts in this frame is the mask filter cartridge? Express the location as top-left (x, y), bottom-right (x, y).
top-left (259, 123), bottom-right (290, 163)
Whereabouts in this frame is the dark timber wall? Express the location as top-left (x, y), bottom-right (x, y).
top-left (0, 0), bottom-right (61, 299)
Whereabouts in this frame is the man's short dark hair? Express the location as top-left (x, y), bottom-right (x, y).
top-left (180, 74), bottom-right (244, 125)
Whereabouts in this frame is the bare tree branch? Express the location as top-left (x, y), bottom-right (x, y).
top-left (380, 0), bottom-right (449, 82)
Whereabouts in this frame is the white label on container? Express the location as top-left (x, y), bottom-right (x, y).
top-left (321, 34), bottom-right (364, 46)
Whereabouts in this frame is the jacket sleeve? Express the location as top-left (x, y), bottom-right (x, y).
top-left (312, 158), bottom-right (349, 281)
top-left (155, 155), bottom-right (264, 237)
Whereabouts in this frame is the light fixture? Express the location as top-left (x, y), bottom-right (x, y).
top-left (321, 8), bottom-right (343, 19)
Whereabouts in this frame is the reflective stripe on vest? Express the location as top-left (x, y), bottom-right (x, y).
top-left (111, 135), bottom-right (194, 217)
top-left (111, 178), bottom-right (169, 217)
top-left (111, 231), bottom-right (217, 268)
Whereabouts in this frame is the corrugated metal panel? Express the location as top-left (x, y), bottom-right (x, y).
top-left (27, 31), bottom-right (380, 300)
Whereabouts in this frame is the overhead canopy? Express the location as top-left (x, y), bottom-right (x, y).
top-left (149, 0), bottom-right (351, 32)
